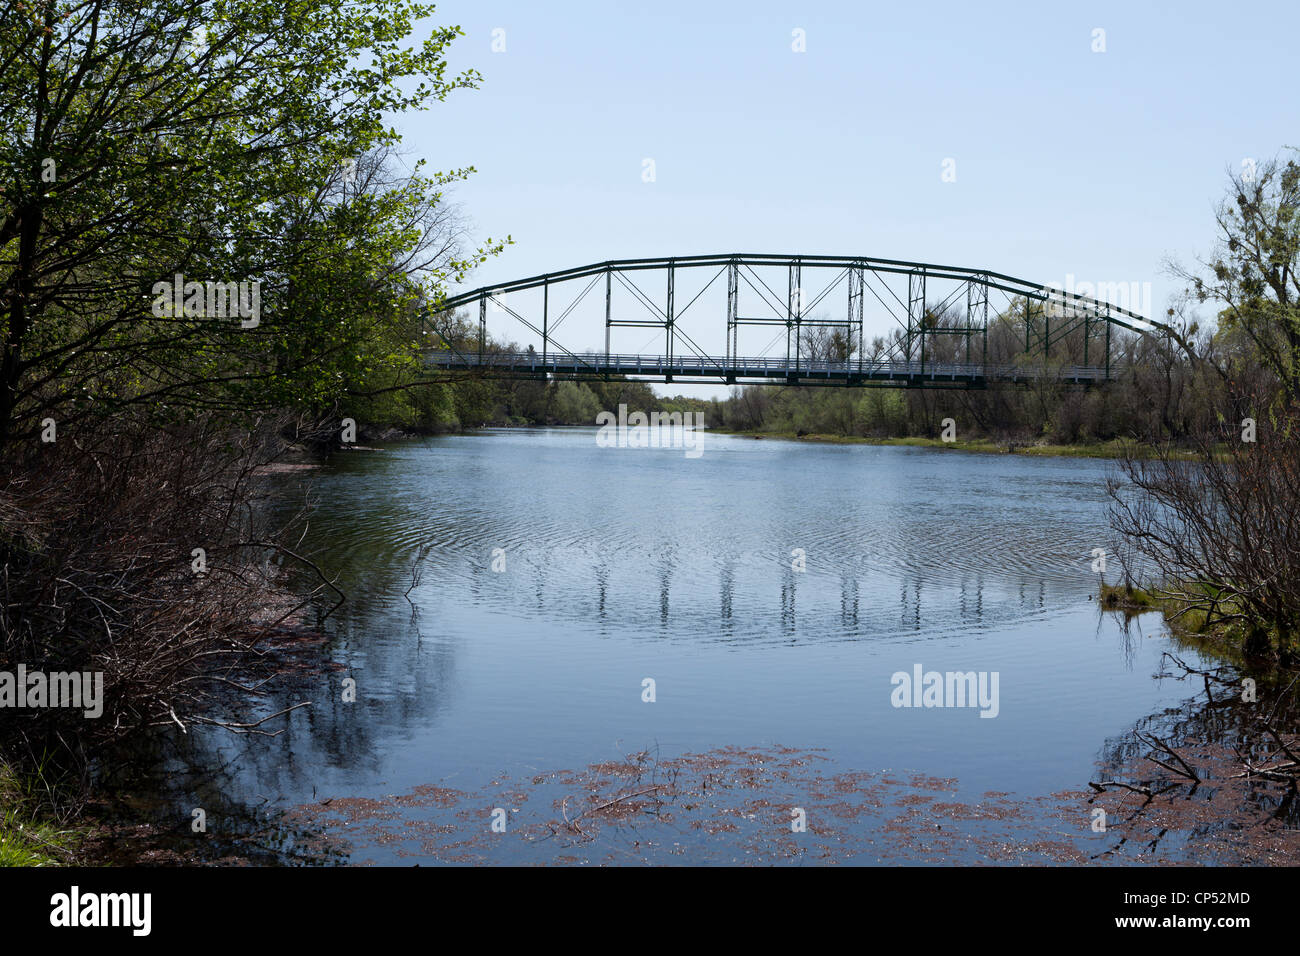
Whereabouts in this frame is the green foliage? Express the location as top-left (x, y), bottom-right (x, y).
top-left (550, 381), bottom-right (602, 423)
top-left (0, 762), bottom-right (76, 866)
top-left (0, 0), bottom-right (508, 446)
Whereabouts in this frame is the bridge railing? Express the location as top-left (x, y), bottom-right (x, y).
top-left (425, 349), bottom-right (1116, 382)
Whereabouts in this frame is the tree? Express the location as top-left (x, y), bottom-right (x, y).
top-left (0, 0), bottom-right (509, 777)
top-left (798, 320), bottom-right (856, 364)
top-left (0, 0), bottom-right (505, 446)
top-left (1171, 148), bottom-right (1300, 401)
top-left (1108, 413), bottom-right (1300, 658)
top-left (550, 380), bottom-right (601, 424)
top-left (1108, 148), bottom-right (1300, 659)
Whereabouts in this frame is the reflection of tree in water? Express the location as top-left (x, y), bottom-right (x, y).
top-left (719, 563), bottom-right (733, 628)
top-left (1087, 649), bottom-right (1300, 862)
top-left (91, 728), bottom-right (342, 864)
top-left (96, 608), bottom-right (455, 865)
top-left (73, 472), bottom-right (469, 862)
top-left (780, 566), bottom-right (797, 633)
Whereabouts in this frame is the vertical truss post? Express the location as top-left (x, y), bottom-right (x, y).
top-left (849, 265), bottom-right (864, 374)
top-left (726, 259), bottom-right (738, 368)
top-left (966, 275), bottom-right (988, 372)
top-left (478, 292), bottom-right (486, 364)
top-left (604, 268), bottom-right (612, 367)
top-left (542, 278), bottom-right (549, 366)
top-left (964, 287), bottom-right (971, 364)
top-left (920, 314), bottom-right (926, 375)
top-left (1105, 319), bottom-right (1111, 381)
top-left (1083, 307), bottom-right (1090, 367)
top-left (787, 260), bottom-right (802, 371)
top-left (666, 260), bottom-right (675, 367)
top-left (733, 261), bottom-right (741, 364)
top-left (981, 278), bottom-right (989, 373)
top-left (1044, 295), bottom-right (1051, 362)
top-left (908, 269), bottom-right (926, 374)
top-left (1024, 296), bottom-right (1032, 355)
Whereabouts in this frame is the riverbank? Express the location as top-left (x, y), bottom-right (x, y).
top-left (1099, 581), bottom-right (1300, 673)
top-left (367, 420), bottom-right (1198, 462)
top-left (718, 430), bottom-right (1197, 459)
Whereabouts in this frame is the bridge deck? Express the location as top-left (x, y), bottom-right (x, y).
top-left (426, 351), bottom-right (1114, 386)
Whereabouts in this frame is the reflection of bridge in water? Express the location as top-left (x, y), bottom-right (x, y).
top-left (429, 253), bottom-right (1172, 388)
top-left (570, 557), bottom-right (1065, 643)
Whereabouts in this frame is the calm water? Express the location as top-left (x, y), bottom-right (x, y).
top-left (130, 429), bottom-right (1235, 863)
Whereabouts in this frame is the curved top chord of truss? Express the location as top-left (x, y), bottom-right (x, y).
top-left (436, 252), bottom-right (1169, 338)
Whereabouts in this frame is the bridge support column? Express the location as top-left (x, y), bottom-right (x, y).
top-left (542, 278), bottom-right (549, 367)
top-left (605, 269), bottom-right (611, 367)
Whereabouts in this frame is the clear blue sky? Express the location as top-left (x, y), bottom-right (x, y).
top-left (401, 0), bottom-right (1298, 393)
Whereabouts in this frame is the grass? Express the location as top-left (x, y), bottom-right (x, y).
top-left (1097, 580), bottom-right (1297, 671)
top-left (1099, 582), bottom-right (1159, 613)
top-left (0, 761), bottom-right (80, 866)
top-left (1099, 580), bottom-right (1246, 627)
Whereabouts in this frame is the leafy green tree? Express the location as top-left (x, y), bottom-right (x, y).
top-left (0, 0), bottom-right (505, 446)
top-left (550, 380), bottom-right (601, 423)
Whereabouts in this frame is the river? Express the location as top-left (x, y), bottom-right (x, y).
top-left (117, 428), bottom-right (1295, 865)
